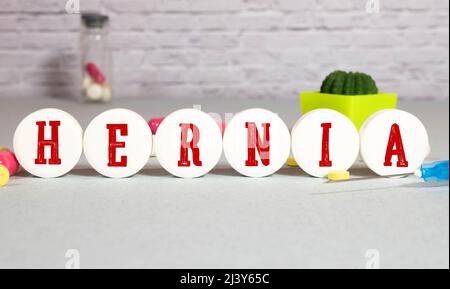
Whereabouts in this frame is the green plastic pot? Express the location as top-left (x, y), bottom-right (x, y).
top-left (300, 92), bottom-right (397, 130)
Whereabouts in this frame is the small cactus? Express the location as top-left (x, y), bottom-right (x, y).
top-left (320, 70), bottom-right (378, 95)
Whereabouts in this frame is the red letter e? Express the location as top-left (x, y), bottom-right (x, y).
top-left (107, 124), bottom-right (128, 167)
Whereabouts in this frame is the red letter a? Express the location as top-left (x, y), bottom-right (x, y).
top-left (178, 123), bottom-right (202, 167)
top-left (107, 124), bottom-right (128, 167)
top-left (35, 121), bottom-right (62, 165)
top-left (384, 123), bottom-right (409, 167)
top-left (245, 122), bottom-right (271, 167)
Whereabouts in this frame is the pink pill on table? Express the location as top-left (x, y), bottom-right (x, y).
top-left (219, 121), bottom-right (227, 136)
top-left (0, 151), bottom-right (20, 176)
top-left (148, 117), bottom-right (165, 134)
top-left (85, 62), bottom-right (106, 84)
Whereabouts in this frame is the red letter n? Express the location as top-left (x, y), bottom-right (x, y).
top-left (35, 121), bottom-right (62, 165)
top-left (319, 123), bottom-right (332, 167)
top-left (107, 124), bottom-right (128, 167)
top-left (245, 122), bottom-right (271, 167)
top-left (178, 123), bottom-right (202, 167)
top-left (384, 123), bottom-right (409, 167)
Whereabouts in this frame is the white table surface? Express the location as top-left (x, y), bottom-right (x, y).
top-left (0, 98), bottom-right (448, 269)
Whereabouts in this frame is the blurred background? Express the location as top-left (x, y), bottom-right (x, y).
top-left (0, 0), bottom-right (448, 100)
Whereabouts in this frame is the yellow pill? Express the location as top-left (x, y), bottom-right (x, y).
top-left (0, 164), bottom-right (10, 188)
top-left (0, 147), bottom-right (9, 152)
top-left (328, 171), bottom-right (350, 181)
top-left (286, 156), bottom-right (298, 167)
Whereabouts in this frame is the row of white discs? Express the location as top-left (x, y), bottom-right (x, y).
top-left (13, 108), bottom-right (430, 179)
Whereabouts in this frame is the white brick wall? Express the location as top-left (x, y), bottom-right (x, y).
top-left (0, 0), bottom-right (448, 99)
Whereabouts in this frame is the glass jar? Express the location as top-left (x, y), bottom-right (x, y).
top-left (80, 13), bottom-right (112, 103)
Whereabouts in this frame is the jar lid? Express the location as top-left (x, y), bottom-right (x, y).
top-left (81, 13), bottom-right (109, 28)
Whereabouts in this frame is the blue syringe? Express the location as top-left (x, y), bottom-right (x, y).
top-left (414, 160), bottom-right (449, 182)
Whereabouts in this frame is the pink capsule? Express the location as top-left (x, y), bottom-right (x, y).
top-left (148, 117), bottom-right (165, 134)
top-left (0, 151), bottom-right (20, 176)
top-left (219, 121), bottom-right (226, 136)
top-left (85, 62), bottom-right (106, 84)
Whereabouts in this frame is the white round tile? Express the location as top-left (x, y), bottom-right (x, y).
top-left (360, 109), bottom-right (430, 176)
top-left (155, 109), bottom-right (222, 178)
top-left (291, 109), bottom-right (360, 178)
top-left (13, 108), bottom-right (83, 178)
top-left (83, 109), bottom-right (152, 178)
top-left (223, 108), bottom-right (291, 177)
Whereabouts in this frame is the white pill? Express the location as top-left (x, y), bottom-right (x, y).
top-left (13, 109), bottom-right (83, 178)
top-left (86, 83), bottom-right (103, 101)
top-left (291, 109), bottom-right (360, 178)
top-left (155, 109), bottom-right (222, 178)
top-left (83, 109), bottom-right (152, 178)
top-left (150, 134), bottom-right (157, 157)
top-left (82, 75), bottom-right (93, 90)
top-left (102, 84), bottom-right (112, 102)
top-left (360, 109), bottom-right (430, 176)
top-left (223, 108), bottom-right (291, 177)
